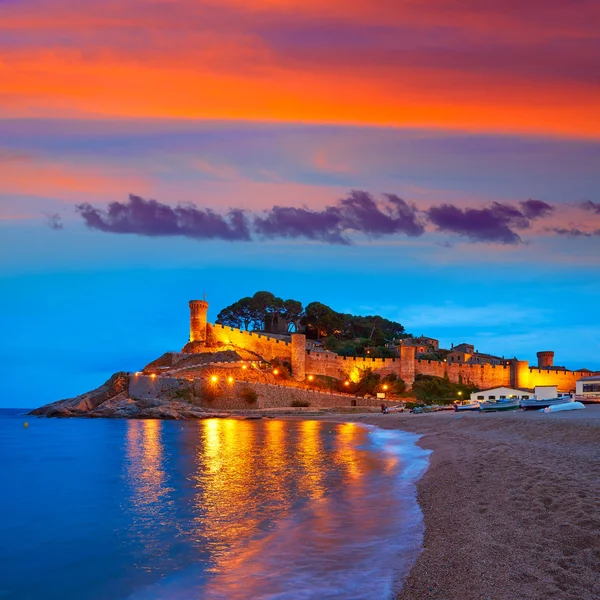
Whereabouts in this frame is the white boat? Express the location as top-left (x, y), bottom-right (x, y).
top-left (544, 401), bottom-right (585, 413)
top-left (521, 396), bottom-right (573, 410)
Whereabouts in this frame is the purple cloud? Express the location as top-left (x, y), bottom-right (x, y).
top-left (549, 227), bottom-right (600, 237)
top-left (581, 200), bottom-right (600, 214)
top-left (426, 202), bottom-right (536, 244)
top-left (520, 199), bottom-right (555, 219)
top-left (342, 191), bottom-right (424, 237)
top-left (253, 191), bottom-right (423, 243)
top-left (253, 205), bottom-right (346, 243)
top-left (73, 192), bottom-right (582, 246)
top-left (76, 195), bottom-right (251, 241)
top-left (45, 213), bottom-right (63, 230)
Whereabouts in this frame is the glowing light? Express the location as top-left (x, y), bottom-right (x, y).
top-left (273, 369), bottom-right (279, 375)
top-left (344, 381), bottom-right (350, 386)
top-left (308, 375), bottom-right (314, 381)
top-left (458, 391), bottom-right (463, 396)
top-left (211, 375), bottom-right (218, 383)
top-left (383, 384), bottom-right (389, 391)
top-left (242, 365), bottom-right (247, 370)
top-left (227, 376), bottom-right (234, 384)
top-left (150, 373), bottom-right (157, 379)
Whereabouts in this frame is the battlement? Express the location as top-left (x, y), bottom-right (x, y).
top-left (211, 323), bottom-right (291, 345)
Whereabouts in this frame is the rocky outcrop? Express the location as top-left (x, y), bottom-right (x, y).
top-left (29, 372), bottom-right (229, 420)
top-left (30, 372), bottom-right (130, 417)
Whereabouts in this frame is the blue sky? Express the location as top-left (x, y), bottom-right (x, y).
top-left (2, 0), bottom-right (600, 408)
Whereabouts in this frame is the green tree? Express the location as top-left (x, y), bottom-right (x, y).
top-left (282, 299), bottom-right (304, 332)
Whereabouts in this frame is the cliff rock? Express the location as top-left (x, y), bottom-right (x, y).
top-left (29, 372), bottom-right (229, 420)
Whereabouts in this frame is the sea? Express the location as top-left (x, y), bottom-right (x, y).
top-left (0, 409), bottom-right (430, 600)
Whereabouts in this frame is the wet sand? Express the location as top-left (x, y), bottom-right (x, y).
top-left (332, 406), bottom-right (600, 600)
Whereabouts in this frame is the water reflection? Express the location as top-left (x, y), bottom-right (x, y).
top-left (123, 419), bottom-right (174, 570)
top-left (123, 419), bottom-right (427, 600)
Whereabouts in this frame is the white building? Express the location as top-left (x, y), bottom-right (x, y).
top-left (575, 375), bottom-right (600, 403)
top-left (470, 385), bottom-right (568, 403)
top-left (470, 386), bottom-right (532, 403)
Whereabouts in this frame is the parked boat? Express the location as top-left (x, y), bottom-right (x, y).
top-left (479, 399), bottom-right (520, 412)
top-left (544, 401), bottom-right (585, 413)
top-left (521, 396), bottom-right (573, 411)
top-left (453, 401), bottom-right (480, 412)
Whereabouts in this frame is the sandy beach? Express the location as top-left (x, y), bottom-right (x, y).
top-left (334, 406), bottom-right (600, 600)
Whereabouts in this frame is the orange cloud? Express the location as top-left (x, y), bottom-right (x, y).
top-left (0, 0), bottom-right (598, 138)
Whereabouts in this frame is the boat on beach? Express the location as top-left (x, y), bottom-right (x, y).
top-left (478, 399), bottom-right (520, 412)
top-left (521, 396), bottom-right (573, 410)
top-left (453, 401), bottom-right (480, 412)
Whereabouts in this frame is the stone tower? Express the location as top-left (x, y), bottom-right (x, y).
top-left (189, 300), bottom-right (209, 343)
top-left (537, 351), bottom-right (554, 369)
top-left (291, 333), bottom-right (306, 381)
top-left (400, 345), bottom-right (416, 390)
top-left (511, 359), bottom-right (530, 389)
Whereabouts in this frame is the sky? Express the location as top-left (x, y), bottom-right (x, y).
top-left (1, 0), bottom-right (600, 407)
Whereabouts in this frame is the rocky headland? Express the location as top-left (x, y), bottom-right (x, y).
top-left (28, 372), bottom-right (229, 420)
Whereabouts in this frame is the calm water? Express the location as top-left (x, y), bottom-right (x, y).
top-left (0, 409), bottom-right (430, 600)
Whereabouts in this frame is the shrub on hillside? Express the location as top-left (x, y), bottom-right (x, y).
top-left (291, 399), bottom-right (310, 408)
top-left (410, 374), bottom-right (478, 404)
top-left (240, 386), bottom-right (258, 403)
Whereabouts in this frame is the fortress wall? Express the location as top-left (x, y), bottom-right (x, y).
top-left (454, 363), bottom-right (512, 388)
top-left (415, 360), bottom-right (512, 389)
top-left (131, 374), bottom-right (377, 410)
top-left (129, 374), bottom-right (192, 400)
top-left (305, 353), bottom-right (407, 381)
top-left (527, 369), bottom-right (591, 392)
top-left (211, 323), bottom-right (292, 362)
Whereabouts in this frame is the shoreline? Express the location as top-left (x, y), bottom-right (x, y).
top-left (314, 407), bottom-right (600, 600)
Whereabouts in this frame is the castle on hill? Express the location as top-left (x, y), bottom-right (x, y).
top-left (184, 299), bottom-right (597, 393)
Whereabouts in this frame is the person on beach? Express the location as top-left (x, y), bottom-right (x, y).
top-left (381, 403), bottom-right (388, 414)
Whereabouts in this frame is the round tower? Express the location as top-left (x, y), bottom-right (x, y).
top-left (291, 333), bottom-right (306, 381)
top-left (537, 351), bottom-right (554, 369)
top-left (189, 300), bottom-right (209, 343)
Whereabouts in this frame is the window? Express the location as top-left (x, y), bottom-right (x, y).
top-left (499, 395), bottom-right (507, 399)
top-left (583, 383), bottom-right (600, 393)
top-left (522, 395), bottom-right (529, 399)
top-left (477, 395), bottom-right (484, 400)
top-left (488, 395), bottom-right (496, 400)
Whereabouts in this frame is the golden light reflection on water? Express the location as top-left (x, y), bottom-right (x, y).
top-left (189, 419), bottom-right (379, 578)
top-left (125, 419), bottom-right (167, 507)
top-left (296, 419), bottom-right (325, 501)
top-left (122, 418), bottom-right (400, 591)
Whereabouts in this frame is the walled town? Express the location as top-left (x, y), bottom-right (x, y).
top-left (31, 296), bottom-right (600, 418)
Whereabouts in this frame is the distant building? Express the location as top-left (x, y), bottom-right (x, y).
top-left (452, 342), bottom-right (475, 354)
top-left (470, 386), bottom-right (532, 402)
top-left (398, 335), bottom-right (439, 356)
top-left (575, 375), bottom-right (600, 403)
top-left (470, 385), bottom-right (568, 403)
top-left (447, 349), bottom-right (506, 366)
top-left (415, 336), bottom-right (439, 351)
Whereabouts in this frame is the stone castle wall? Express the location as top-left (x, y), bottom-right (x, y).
top-left (211, 323), bottom-right (293, 361)
top-left (129, 374), bottom-right (378, 410)
top-left (190, 306), bottom-right (595, 392)
top-left (523, 367), bottom-right (590, 391)
top-left (415, 359), bottom-right (513, 389)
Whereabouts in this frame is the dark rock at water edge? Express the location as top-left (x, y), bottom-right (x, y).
top-left (29, 372), bottom-right (229, 420)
